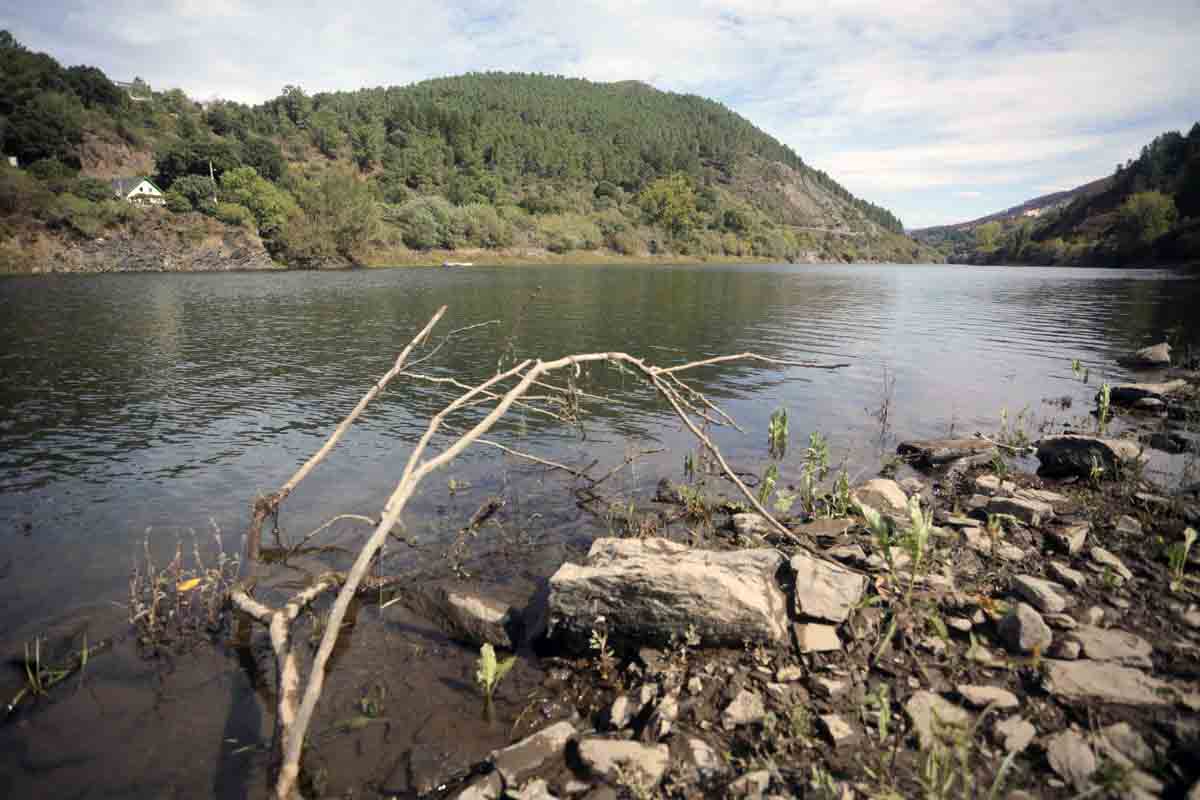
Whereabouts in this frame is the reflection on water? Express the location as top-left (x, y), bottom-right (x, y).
top-left (1, 263), bottom-right (1198, 627)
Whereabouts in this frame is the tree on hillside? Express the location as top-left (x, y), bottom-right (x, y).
top-left (639, 173), bottom-right (699, 238)
top-left (6, 91), bottom-right (84, 165)
top-left (1118, 191), bottom-right (1177, 248)
top-left (974, 221), bottom-right (1002, 252)
top-left (279, 168), bottom-right (379, 262)
top-left (219, 166), bottom-right (297, 234)
top-left (1176, 159), bottom-right (1200, 220)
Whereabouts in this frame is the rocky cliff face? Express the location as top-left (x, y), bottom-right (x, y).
top-left (1, 212), bottom-right (280, 274)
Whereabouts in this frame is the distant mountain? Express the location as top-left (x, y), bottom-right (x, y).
top-left (0, 31), bottom-right (940, 271)
top-left (910, 125), bottom-right (1200, 267)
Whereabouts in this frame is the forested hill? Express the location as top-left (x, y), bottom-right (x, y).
top-left (0, 32), bottom-right (937, 270)
top-left (911, 125), bottom-right (1200, 267)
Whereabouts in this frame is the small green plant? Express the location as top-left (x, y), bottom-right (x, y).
top-left (829, 469), bottom-right (853, 517)
top-left (1167, 527), bottom-right (1197, 591)
top-left (758, 463), bottom-right (779, 506)
top-left (901, 496), bottom-right (936, 604)
top-left (1097, 382), bottom-right (1112, 433)
top-left (1088, 454), bottom-right (1106, 486)
top-left (768, 407), bottom-right (789, 459)
top-left (589, 621), bottom-right (617, 679)
top-left (804, 431), bottom-right (830, 479)
top-left (683, 451), bottom-right (695, 481)
top-left (990, 451), bottom-right (1009, 480)
top-left (475, 643), bottom-right (517, 716)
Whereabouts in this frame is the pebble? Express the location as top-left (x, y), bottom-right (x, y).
top-left (998, 602), bottom-right (1053, 654)
top-left (957, 684), bottom-right (1020, 709)
top-left (1048, 562), bottom-right (1087, 590)
top-left (795, 622), bottom-right (841, 653)
top-left (819, 713), bottom-right (856, 745)
top-left (1089, 546), bottom-right (1133, 581)
top-left (993, 716), bottom-right (1037, 753)
top-left (722, 689), bottom-right (766, 730)
top-left (1045, 729), bottom-right (1097, 791)
top-left (1080, 606), bottom-right (1104, 626)
top-left (1012, 574), bottom-right (1070, 613)
top-left (1115, 515), bottom-right (1144, 536)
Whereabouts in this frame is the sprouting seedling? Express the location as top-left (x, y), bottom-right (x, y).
top-left (757, 463), bottom-right (779, 506)
top-left (768, 408), bottom-right (789, 459)
top-left (1168, 527), bottom-right (1197, 591)
top-left (475, 643), bottom-right (516, 715)
top-left (1097, 383), bottom-right (1112, 433)
top-left (804, 431), bottom-right (830, 479)
top-left (1089, 454), bottom-right (1105, 486)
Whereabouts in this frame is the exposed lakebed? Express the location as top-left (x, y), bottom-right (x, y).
top-left (1, 263), bottom-right (1199, 798)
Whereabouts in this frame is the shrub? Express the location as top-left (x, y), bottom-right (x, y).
top-left (165, 190), bottom-right (193, 213)
top-left (170, 174), bottom-right (217, 208)
top-left (0, 166), bottom-right (54, 216)
top-left (213, 202), bottom-right (254, 229)
top-left (219, 166), bottom-right (297, 234)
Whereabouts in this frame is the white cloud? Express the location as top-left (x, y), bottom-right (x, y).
top-left (956, 191), bottom-right (983, 199)
top-left (4, 0), bottom-right (1197, 226)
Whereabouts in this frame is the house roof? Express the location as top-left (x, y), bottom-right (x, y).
top-left (109, 176), bottom-right (163, 196)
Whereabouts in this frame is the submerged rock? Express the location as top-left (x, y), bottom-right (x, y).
top-left (547, 537), bottom-right (789, 650)
top-left (1035, 435), bottom-right (1145, 480)
top-left (897, 438), bottom-right (997, 466)
top-left (400, 585), bottom-right (519, 649)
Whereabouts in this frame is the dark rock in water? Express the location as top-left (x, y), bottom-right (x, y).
top-left (654, 478), bottom-right (684, 504)
top-left (1147, 431), bottom-right (1197, 454)
top-left (1035, 435), bottom-right (1145, 479)
top-left (897, 438), bottom-right (997, 467)
top-left (1107, 380), bottom-right (1190, 407)
top-left (1119, 342), bottom-right (1171, 369)
top-left (548, 537), bottom-right (789, 651)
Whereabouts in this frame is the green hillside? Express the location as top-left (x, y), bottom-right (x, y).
top-left (0, 31), bottom-right (938, 270)
top-left (912, 124), bottom-right (1200, 267)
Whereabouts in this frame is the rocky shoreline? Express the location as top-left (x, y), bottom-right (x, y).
top-left (388, 350), bottom-right (1200, 800)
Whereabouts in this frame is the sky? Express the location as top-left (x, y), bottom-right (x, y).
top-left (3, 0), bottom-right (1199, 228)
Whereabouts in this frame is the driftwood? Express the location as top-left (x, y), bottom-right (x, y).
top-left (231, 305), bottom-right (848, 799)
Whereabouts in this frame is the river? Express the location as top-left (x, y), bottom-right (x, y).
top-left (1, 262), bottom-right (1198, 797)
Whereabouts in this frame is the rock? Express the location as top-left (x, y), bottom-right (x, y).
top-left (852, 478), bottom-right (910, 514)
top-left (1047, 522), bottom-right (1089, 555)
top-left (899, 477), bottom-right (925, 496)
top-left (993, 716), bottom-right (1037, 753)
top-left (508, 779), bottom-right (559, 800)
top-left (1089, 546), bottom-right (1133, 581)
top-left (685, 738), bottom-right (725, 780)
top-left (1035, 435), bottom-right (1146, 480)
top-left (654, 478), bottom-right (684, 504)
top-left (729, 770), bottom-right (771, 799)
top-left (796, 517), bottom-right (855, 538)
top-left (399, 585), bottom-right (519, 649)
top-left (456, 772), bottom-right (503, 800)
top-left (687, 676), bottom-right (703, 695)
top-left (1067, 626), bottom-right (1153, 667)
top-left (789, 552), bottom-right (867, 623)
top-left (957, 684), bottom-right (1020, 710)
top-left (947, 616), bottom-right (974, 633)
top-left (1044, 613), bottom-right (1078, 630)
top-left (548, 538), bottom-right (789, 649)
top-left (1123, 342), bottom-right (1171, 368)
top-left (1048, 639), bottom-right (1081, 659)
top-left (491, 721), bottom-right (576, 787)
top-left (825, 543), bottom-right (867, 565)
top-left (1133, 491), bottom-right (1171, 511)
top-left (1012, 574), bottom-right (1070, 614)
top-left (732, 513), bottom-right (772, 538)
top-left (1048, 562), bottom-right (1087, 590)
top-left (1114, 515), bottom-right (1143, 536)
top-left (576, 739), bottom-right (669, 786)
top-left (988, 495), bottom-right (1054, 527)
top-left (1148, 431), bottom-right (1195, 454)
top-left (998, 602), bottom-right (1053, 654)
top-left (1043, 660), bottom-right (1173, 705)
top-left (898, 438), bottom-right (997, 466)
top-left (905, 691), bottom-right (972, 749)
top-left (1093, 722), bottom-right (1153, 771)
top-left (1108, 379), bottom-right (1189, 406)
top-left (608, 695), bottom-right (633, 730)
top-left (819, 713), bottom-right (856, 745)
top-left (642, 692), bottom-right (678, 741)
top-left (722, 689), bottom-right (766, 730)
top-left (811, 677), bottom-right (848, 699)
top-left (1080, 606), bottom-right (1104, 626)
top-left (775, 665), bottom-right (803, 682)
top-left (975, 474), bottom-right (1015, 496)
top-left (1045, 729), bottom-right (1096, 791)
top-left (963, 527), bottom-right (1025, 561)
top-left (1016, 487), bottom-right (1070, 506)
top-left (795, 622), bottom-right (841, 653)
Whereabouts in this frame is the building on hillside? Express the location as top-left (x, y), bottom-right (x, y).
top-left (5, 155), bottom-right (16, 167)
top-left (114, 79), bottom-right (152, 102)
top-left (110, 177), bottom-right (166, 206)
top-left (1022, 208), bottom-right (1043, 218)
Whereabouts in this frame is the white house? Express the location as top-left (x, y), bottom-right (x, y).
top-left (110, 177), bottom-right (166, 206)
top-left (5, 155), bottom-right (16, 168)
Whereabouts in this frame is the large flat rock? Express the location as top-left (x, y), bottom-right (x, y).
top-left (1035, 435), bottom-right (1146, 480)
top-left (789, 551), bottom-right (866, 623)
top-left (1043, 660), bottom-right (1173, 706)
top-left (1108, 380), bottom-right (1190, 407)
top-left (548, 538), bottom-right (789, 650)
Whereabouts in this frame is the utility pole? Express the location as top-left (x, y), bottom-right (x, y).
top-left (209, 160), bottom-right (217, 204)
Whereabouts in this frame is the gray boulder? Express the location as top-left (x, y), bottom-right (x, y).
top-left (548, 538), bottom-right (789, 650)
top-left (1035, 435), bottom-right (1145, 480)
top-left (577, 739), bottom-right (669, 786)
top-left (998, 602), bottom-right (1053, 654)
top-left (399, 585), bottom-right (519, 649)
top-left (789, 551), bottom-right (866, 623)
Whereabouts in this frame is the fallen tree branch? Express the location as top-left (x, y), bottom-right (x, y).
top-left (235, 311), bottom-right (839, 799)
